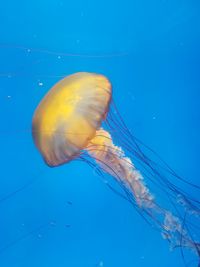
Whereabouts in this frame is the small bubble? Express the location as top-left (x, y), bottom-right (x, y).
top-left (38, 82), bottom-right (43, 86)
top-left (50, 221), bottom-right (56, 226)
top-left (152, 116), bottom-right (156, 120)
top-left (27, 49), bottom-right (31, 53)
top-left (57, 55), bottom-right (61, 59)
top-left (38, 234), bottom-right (42, 238)
top-left (76, 39), bottom-right (80, 44)
top-left (7, 95), bottom-right (11, 99)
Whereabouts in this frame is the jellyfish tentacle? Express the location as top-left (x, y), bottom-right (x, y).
top-left (86, 129), bottom-right (155, 207)
top-left (86, 128), bottom-right (199, 253)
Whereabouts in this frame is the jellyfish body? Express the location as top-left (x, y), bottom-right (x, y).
top-left (32, 72), bottom-right (200, 262)
top-left (32, 72), bottom-right (112, 166)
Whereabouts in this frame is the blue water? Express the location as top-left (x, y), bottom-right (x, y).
top-left (0, 1), bottom-right (200, 266)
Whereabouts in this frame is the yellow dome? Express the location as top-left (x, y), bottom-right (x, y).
top-left (32, 72), bottom-right (112, 166)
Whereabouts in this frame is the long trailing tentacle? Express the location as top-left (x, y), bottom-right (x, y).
top-left (85, 127), bottom-right (200, 262)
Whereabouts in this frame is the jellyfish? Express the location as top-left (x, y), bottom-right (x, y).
top-left (32, 72), bottom-right (200, 265)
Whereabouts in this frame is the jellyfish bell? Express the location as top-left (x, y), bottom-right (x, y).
top-left (32, 72), bottom-right (112, 166)
top-left (32, 72), bottom-right (200, 264)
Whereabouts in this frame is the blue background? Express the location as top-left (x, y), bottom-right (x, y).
top-left (0, 0), bottom-right (200, 266)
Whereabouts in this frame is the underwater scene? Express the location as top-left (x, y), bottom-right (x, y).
top-left (0, 1), bottom-right (200, 267)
